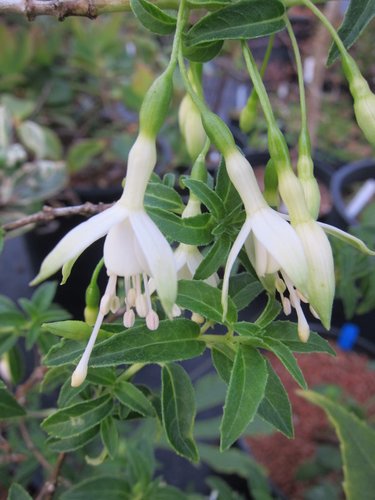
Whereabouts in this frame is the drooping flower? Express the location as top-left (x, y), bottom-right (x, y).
top-left (221, 150), bottom-right (311, 340)
top-left (31, 133), bottom-right (177, 387)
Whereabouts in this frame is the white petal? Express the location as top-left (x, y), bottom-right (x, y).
top-left (251, 208), bottom-right (308, 296)
top-left (129, 211), bottom-right (177, 316)
top-left (318, 221), bottom-right (375, 256)
top-left (221, 218), bottom-right (252, 319)
top-left (295, 221), bottom-right (335, 329)
top-left (104, 218), bottom-right (145, 277)
top-left (31, 204), bottom-right (128, 285)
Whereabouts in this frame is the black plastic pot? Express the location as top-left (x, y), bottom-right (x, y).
top-left (330, 158), bottom-right (375, 229)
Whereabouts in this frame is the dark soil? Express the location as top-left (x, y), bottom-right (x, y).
top-left (246, 345), bottom-right (375, 499)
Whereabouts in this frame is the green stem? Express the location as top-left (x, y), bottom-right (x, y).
top-left (285, 17), bottom-right (308, 132)
top-left (168, 0), bottom-right (188, 71)
top-left (118, 362), bottom-right (146, 381)
top-left (302, 0), bottom-right (347, 56)
top-left (260, 34), bottom-right (275, 79)
top-left (91, 258), bottom-right (104, 284)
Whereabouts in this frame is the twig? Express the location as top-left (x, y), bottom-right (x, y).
top-left (0, 453), bottom-right (28, 465)
top-left (15, 366), bottom-right (48, 405)
top-left (36, 453), bottom-right (66, 500)
top-left (2, 202), bottom-right (112, 233)
top-left (0, 0), bottom-right (177, 20)
top-left (19, 421), bottom-right (53, 473)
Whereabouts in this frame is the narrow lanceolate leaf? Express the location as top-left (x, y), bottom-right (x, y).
top-left (148, 208), bottom-right (214, 245)
top-left (220, 345), bottom-right (268, 450)
top-left (161, 363), bottom-right (199, 462)
top-left (100, 417), bottom-right (118, 459)
top-left (90, 320), bottom-right (204, 366)
top-left (130, 0), bottom-right (177, 35)
top-left (177, 280), bottom-right (237, 325)
top-left (194, 234), bottom-right (232, 280)
top-left (7, 483), bottom-right (32, 500)
top-left (265, 321), bottom-right (336, 356)
top-left (145, 182), bottom-right (184, 214)
top-left (41, 395), bottom-right (113, 439)
top-left (300, 390), bottom-right (375, 500)
top-left (114, 381), bottom-right (155, 417)
top-left (183, 179), bottom-right (225, 219)
top-left (185, 0), bottom-right (285, 47)
top-left (0, 381), bottom-right (26, 418)
top-left (42, 320), bottom-right (111, 342)
top-left (183, 38), bottom-right (224, 63)
top-left (258, 361), bottom-right (293, 438)
top-left (60, 476), bottom-right (131, 500)
top-left (328, 0), bottom-right (375, 65)
top-left (46, 426), bottom-right (99, 452)
top-left (240, 336), bottom-right (307, 389)
top-left (211, 344), bottom-right (235, 384)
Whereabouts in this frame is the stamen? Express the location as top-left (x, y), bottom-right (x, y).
top-left (146, 310), bottom-right (159, 330)
top-left (282, 296), bottom-right (292, 315)
top-left (297, 290), bottom-right (309, 303)
top-left (110, 296), bottom-right (121, 313)
top-left (172, 304), bottom-right (182, 317)
top-left (143, 273), bottom-right (152, 313)
top-left (192, 312), bottom-right (205, 324)
top-left (123, 309), bottom-right (135, 328)
top-left (309, 305), bottom-right (320, 320)
top-left (135, 294), bottom-right (147, 317)
top-left (99, 274), bottom-right (117, 315)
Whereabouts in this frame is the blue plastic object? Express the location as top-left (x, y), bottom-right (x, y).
top-left (338, 323), bottom-right (360, 351)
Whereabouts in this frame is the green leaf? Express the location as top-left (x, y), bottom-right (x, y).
top-left (90, 319), bottom-right (205, 366)
top-left (255, 294), bottom-right (281, 328)
top-left (328, 0), bottom-right (375, 65)
top-left (0, 227), bottom-right (4, 256)
top-left (46, 426), bottom-right (99, 452)
top-left (100, 417), bottom-right (118, 459)
top-left (240, 335), bottom-right (307, 389)
top-left (57, 378), bottom-right (88, 408)
top-left (183, 39), bottom-right (224, 63)
top-left (177, 280), bottom-right (237, 325)
top-left (148, 208), bottom-right (214, 245)
top-left (17, 121), bottom-right (62, 160)
top-left (130, 0), bottom-right (176, 35)
top-left (43, 339), bottom-right (85, 367)
top-left (300, 390), bottom-right (375, 500)
top-left (233, 322), bottom-right (263, 337)
top-left (67, 139), bottom-right (106, 172)
top-left (215, 156), bottom-right (242, 211)
top-left (183, 179), bottom-right (225, 219)
top-left (194, 234), bottom-right (232, 280)
top-left (220, 345), bottom-right (267, 450)
top-left (188, 0), bottom-right (232, 8)
top-left (228, 273), bottom-right (263, 311)
top-left (258, 360), bottom-right (293, 438)
top-left (2, 95), bottom-right (35, 120)
top-left (145, 182), bottom-right (184, 214)
top-left (185, 0), bottom-right (285, 47)
top-left (41, 395), bottom-right (113, 438)
top-left (264, 321), bottom-right (336, 356)
top-left (206, 476), bottom-right (241, 500)
top-left (7, 483), bottom-right (32, 500)
top-left (161, 363), bottom-right (199, 462)
top-left (60, 476), bottom-right (131, 500)
top-left (211, 344), bottom-right (235, 384)
top-left (42, 320), bottom-right (111, 341)
top-left (199, 443), bottom-right (271, 499)
top-left (114, 381), bottom-right (155, 417)
top-left (31, 282), bottom-right (58, 310)
top-left (0, 381), bottom-right (26, 418)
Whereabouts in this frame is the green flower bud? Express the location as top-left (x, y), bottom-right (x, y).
top-left (201, 111), bottom-right (236, 157)
top-left (139, 68), bottom-right (174, 139)
top-left (342, 54), bottom-right (375, 147)
top-left (178, 94), bottom-right (206, 161)
top-left (263, 158), bottom-right (279, 208)
top-left (297, 130), bottom-right (320, 219)
top-left (239, 91), bottom-right (258, 133)
top-left (84, 305), bottom-right (99, 326)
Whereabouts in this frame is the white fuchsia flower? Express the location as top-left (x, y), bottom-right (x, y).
top-left (221, 150), bottom-right (311, 340)
top-left (31, 133), bottom-right (177, 387)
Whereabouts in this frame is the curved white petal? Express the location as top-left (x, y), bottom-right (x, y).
top-left (129, 211), bottom-right (177, 316)
top-left (31, 204), bottom-right (128, 285)
top-left (318, 221), bottom-right (375, 256)
top-left (221, 218), bottom-right (252, 319)
top-left (251, 208), bottom-right (308, 296)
